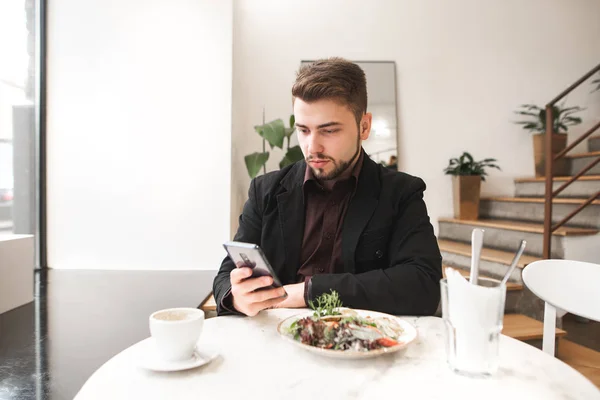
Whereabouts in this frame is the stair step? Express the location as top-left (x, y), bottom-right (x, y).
top-left (484, 197), bottom-right (600, 205)
top-left (438, 218), bottom-right (599, 258)
top-left (480, 197), bottom-right (600, 229)
top-left (442, 266), bottom-right (523, 291)
top-left (503, 314), bottom-right (567, 341)
top-left (438, 239), bottom-right (541, 269)
top-left (439, 238), bottom-right (538, 282)
top-left (565, 151), bottom-right (600, 176)
top-left (515, 175), bottom-right (600, 183)
top-left (558, 339), bottom-right (600, 370)
top-left (439, 218), bottom-right (598, 236)
top-left (514, 175), bottom-right (600, 198)
top-left (565, 150), bottom-right (600, 159)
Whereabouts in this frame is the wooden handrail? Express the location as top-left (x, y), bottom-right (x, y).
top-left (547, 63), bottom-right (600, 106)
top-left (542, 62), bottom-right (600, 259)
top-left (543, 107), bottom-right (554, 258)
top-left (551, 190), bottom-right (600, 232)
top-left (553, 155), bottom-right (600, 198)
top-left (554, 120), bottom-right (600, 161)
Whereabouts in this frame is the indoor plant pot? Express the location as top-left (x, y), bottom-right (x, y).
top-left (452, 175), bottom-right (481, 220)
top-left (514, 104), bottom-right (583, 177)
top-left (532, 133), bottom-right (569, 177)
top-left (444, 152), bottom-right (500, 221)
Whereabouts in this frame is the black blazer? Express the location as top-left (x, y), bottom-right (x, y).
top-left (213, 153), bottom-right (442, 316)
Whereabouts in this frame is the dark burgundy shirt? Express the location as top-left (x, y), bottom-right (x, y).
top-left (297, 150), bottom-right (364, 283)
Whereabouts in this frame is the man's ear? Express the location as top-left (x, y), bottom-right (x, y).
top-left (360, 113), bottom-right (372, 141)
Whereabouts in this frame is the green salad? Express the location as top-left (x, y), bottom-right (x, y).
top-left (286, 291), bottom-right (404, 351)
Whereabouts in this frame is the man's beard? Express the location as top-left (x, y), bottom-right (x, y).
top-left (308, 133), bottom-right (361, 181)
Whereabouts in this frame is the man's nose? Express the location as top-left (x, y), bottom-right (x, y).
top-left (307, 134), bottom-right (324, 155)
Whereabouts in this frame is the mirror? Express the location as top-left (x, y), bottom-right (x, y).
top-left (300, 61), bottom-right (399, 170)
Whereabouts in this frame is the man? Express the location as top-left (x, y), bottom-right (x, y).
top-left (213, 57), bottom-right (442, 317)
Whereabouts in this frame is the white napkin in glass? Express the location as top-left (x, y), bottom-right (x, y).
top-left (445, 267), bottom-right (506, 373)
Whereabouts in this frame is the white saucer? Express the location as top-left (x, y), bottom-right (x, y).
top-left (137, 340), bottom-right (219, 372)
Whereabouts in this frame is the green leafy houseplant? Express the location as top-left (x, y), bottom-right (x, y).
top-left (513, 103), bottom-right (584, 134)
top-left (443, 152), bottom-right (500, 182)
top-left (244, 114), bottom-right (304, 179)
top-left (513, 103), bottom-right (583, 177)
top-left (444, 152), bottom-right (500, 220)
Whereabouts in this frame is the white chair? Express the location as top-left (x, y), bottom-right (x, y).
top-left (522, 259), bottom-right (600, 356)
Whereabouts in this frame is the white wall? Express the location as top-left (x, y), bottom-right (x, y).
top-left (231, 0), bottom-right (600, 235)
top-left (47, 0), bottom-right (232, 269)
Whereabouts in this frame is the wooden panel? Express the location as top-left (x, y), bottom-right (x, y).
top-left (558, 339), bottom-right (600, 369)
top-left (200, 293), bottom-right (217, 312)
top-left (503, 314), bottom-right (567, 341)
top-left (558, 340), bottom-right (600, 388)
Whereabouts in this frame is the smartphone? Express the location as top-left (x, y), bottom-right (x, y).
top-left (223, 241), bottom-right (287, 296)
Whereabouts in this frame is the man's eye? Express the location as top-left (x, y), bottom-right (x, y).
top-left (324, 129), bottom-right (337, 134)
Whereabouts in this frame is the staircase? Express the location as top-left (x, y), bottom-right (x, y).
top-left (438, 134), bottom-right (600, 347)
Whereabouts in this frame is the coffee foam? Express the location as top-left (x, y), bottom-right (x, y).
top-left (153, 310), bottom-right (195, 321)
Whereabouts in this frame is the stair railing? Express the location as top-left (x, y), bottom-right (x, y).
top-left (543, 63), bottom-right (600, 258)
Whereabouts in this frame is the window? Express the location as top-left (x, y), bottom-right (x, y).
top-left (0, 0), bottom-right (41, 263)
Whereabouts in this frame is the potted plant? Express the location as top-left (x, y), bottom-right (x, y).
top-left (514, 103), bottom-right (584, 177)
top-left (444, 152), bottom-right (500, 220)
top-left (244, 114), bottom-right (304, 178)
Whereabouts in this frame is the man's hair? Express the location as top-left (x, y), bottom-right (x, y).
top-left (292, 57), bottom-right (367, 125)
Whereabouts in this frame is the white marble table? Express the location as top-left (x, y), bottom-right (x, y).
top-left (75, 309), bottom-right (600, 400)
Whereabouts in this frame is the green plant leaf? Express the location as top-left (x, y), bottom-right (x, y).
top-left (514, 111), bottom-right (540, 117)
top-left (443, 151), bottom-right (500, 178)
top-left (564, 116), bottom-right (582, 124)
top-left (514, 102), bottom-right (583, 134)
top-left (284, 127), bottom-right (295, 139)
top-left (255, 119), bottom-right (285, 149)
top-left (289, 114), bottom-right (295, 129)
top-left (245, 152), bottom-right (270, 178)
top-left (279, 145), bottom-right (304, 168)
top-left (558, 106), bottom-right (584, 115)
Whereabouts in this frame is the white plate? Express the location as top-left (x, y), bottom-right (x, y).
top-left (137, 339), bottom-right (219, 372)
top-left (277, 308), bottom-right (418, 359)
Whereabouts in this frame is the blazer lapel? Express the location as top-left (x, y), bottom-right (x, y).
top-left (276, 162), bottom-right (306, 283)
top-left (342, 156), bottom-right (380, 274)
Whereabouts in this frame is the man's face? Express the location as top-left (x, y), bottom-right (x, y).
top-left (294, 98), bottom-right (371, 181)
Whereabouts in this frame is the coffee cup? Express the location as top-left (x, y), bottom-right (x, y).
top-left (149, 307), bottom-right (205, 362)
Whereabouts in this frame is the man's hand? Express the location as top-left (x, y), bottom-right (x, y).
top-left (274, 282), bottom-right (307, 309)
top-left (230, 267), bottom-right (286, 316)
